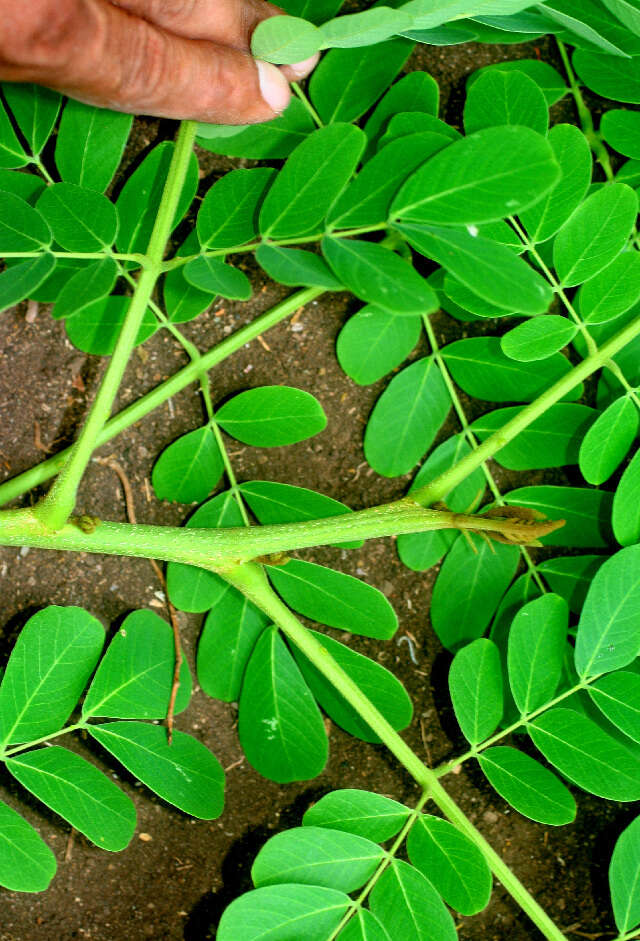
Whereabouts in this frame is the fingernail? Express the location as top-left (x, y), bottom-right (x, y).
top-left (289, 52), bottom-right (320, 79)
top-left (256, 60), bottom-right (291, 114)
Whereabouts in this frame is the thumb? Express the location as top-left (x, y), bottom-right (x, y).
top-left (3, 0), bottom-right (291, 124)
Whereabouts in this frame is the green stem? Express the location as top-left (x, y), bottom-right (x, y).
top-left (32, 156), bottom-right (55, 185)
top-left (35, 121), bottom-right (198, 531)
top-left (422, 315), bottom-right (546, 593)
top-left (411, 307), bottom-right (640, 506)
top-left (1, 722), bottom-right (85, 759)
top-left (1, 250), bottom-right (147, 264)
top-left (0, 286), bottom-right (323, 507)
top-left (292, 81), bottom-right (324, 127)
top-left (556, 39), bottom-right (614, 182)
top-left (224, 564), bottom-right (568, 941)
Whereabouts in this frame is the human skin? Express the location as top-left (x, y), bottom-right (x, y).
top-left (0, 0), bottom-right (317, 124)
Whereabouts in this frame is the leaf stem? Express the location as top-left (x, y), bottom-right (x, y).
top-left (0, 286), bottom-right (323, 506)
top-left (34, 121), bottom-right (198, 531)
top-left (223, 563), bottom-right (568, 941)
top-left (292, 81), bottom-right (324, 128)
top-left (556, 39), bottom-right (614, 182)
top-left (1, 722), bottom-right (86, 759)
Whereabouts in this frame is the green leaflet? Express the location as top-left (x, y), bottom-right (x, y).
top-left (256, 245), bottom-right (343, 290)
top-left (449, 638), bottom-right (503, 744)
top-left (183, 257), bottom-right (252, 300)
top-left (82, 609), bottom-right (191, 719)
top-left (529, 707), bottom-right (640, 801)
top-left (55, 100), bottom-right (132, 192)
top-left (363, 71), bottom-right (439, 156)
top-left (320, 8), bottom-right (414, 48)
top-left (251, 15), bottom-right (323, 64)
top-left (329, 132), bottom-right (452, 229)
top-left (89, 721), bottom-right (225, 819)
top-left (238, 627), bottom-right (328, 782)
top-left (2, 83), bottom-right (61, 156)
top-left (442, 337), bottom-right (578, 402)
top-left (196, 99), bottom-right (315, 160)
top-left (259, 124), bottom-right (365, 238)
top-left (0, 606), bottom-right (103, 746)
top-left (391, 125), bottom-right (559, 224)
top-left (537, 555), bottom-right (606, 614)
top-left (152, 425), bottom-right (224, 504)
top-left (0, 190), bottom-right (51, 251)
top-left (308, 40), bottom-right (412, 124)
top-left (279, 0), bottom-right (345, 23)
top-left (0, 800), bottom-right (56, 892)
top-left (0, 169), bottom-right (45, 203)
top-left (398, 224), bottom-right (553, 315)
top-left (36, 183), bottom-right (118, 252)
top-left (602, 109), bottom-right (640, 158)
top-left (505, 486), bottom-right (614, 547)
top-left (0, 253), bottom-right (56, 313)
top-left (65, 296), bottom-right (156, 356)
top-left (407, 815), bottom-right (492, 915)
top-left (601, 0), bottom-right (640, 36)
top-left (115, 141), bottom-right (198, 255)
top-left (490, 574), bottom-right (542, 727)
top-left (397, 435), bottom-right (485, 572)
top-left (239, 479), bottom-right (363, 549)
top-left (464, 69), bottom-right (549, 135)
top-left (553, 183), bottom-right (638, 287)
top-left (6, 747), bottom-right (135, 852)
top-left (164, 235), bottom-right (213, 323)
top-left (0, 99), bottom-right (28, 168)
top-left (336, 305), bottom-right (421, 386)
top-left (500, 317), bottom-right (578, 362)
top-left (539, 0), bottom-right (630, 53)
top-left (590, 672), bottom-right (640, 743)
top-left (52, 257), bottom-right (118, 321)
top-left (267, 559), bottom-right (398, 640)
top-left (166, 491), bottom-right (244, 613)
top-left (292, 630), bottom-right (413, 743)
top-left (574, 544), bottom-right (640, 678)
top-left (613, 448), bottom-right (640, 545)
top-left (216, 386), bottom-right (327, 447)
top-left (322, 237), bottom-right (438, 315)
top-left (478, 747), bottom-right (576, 825)
top-left (197, 168), bottom-right (275, 250)
top-left (364, 357), bottom-right (450, 476)
top-left (302, 789), bottom-right (410, 842)
top-left (580, 397), bottom-right (640, 484)
top-left (370, 859), bottom-right (456, 941)
top-left (467, 59), bottom-right (567, 105)
top-left (518, 123), bottom-right (592, 243)
top-left (217, 884), bottom-right (350, 941)
top-left (579, 251), bottom-right (640, 324)
top-left (471, 403), bottom-right (597, 469)
top-left (610, 814), bottom-right (640, 933)
top-left (574, 49), bottom-right (640, 102)
top-left (431, 534), bottom-right (519, 650)
top-left (197, 585), bottom-right (270, 701)
top-left (507, 594), bottom-right (568, 714)
top-left (380, 112), bottom-right (461, 149)
top-left (338, 910), bottom-right (391, 941)
top-left (251, 826), bottom-right (383, 891)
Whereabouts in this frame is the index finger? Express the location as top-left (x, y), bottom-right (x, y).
top-left (110, 0), bottom-right (280, 52)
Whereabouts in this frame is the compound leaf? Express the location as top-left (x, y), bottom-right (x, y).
top-left (449, 638), bottom-right (503, 744)
top-left (337, 305), bottom-right (421, 386)
top-left (0, 606), bottom-right (103, 747)
top-left (183, 256), bottom-right (251, 300)
top-left (217, 884), bottom-right (350, 941)
top-left (267, 559), bottom-right (397, 640)
top-left (508, 594), bottom-right (568, 713)
top-left (216, 386), bottom-right (326, 447)
top-left (198, 168), bottom-right (275, 249)
top-left (252, 826), bottom-right (383, 891)
top-left (238, 627), bottom-right (328, 782)
top-left (302, 789), bottom-right (410, 842)
top-left (256, 244), bottom-right (342, 290)
top-left (6, 747), bottom-right (135, 851)
top-left (500, 317), bottom-right (577, 362)
top-left (407, 814), bottom-right (492, 915)
top-left (52, 256), bottom-right (118, 320)
top-left (89, 721), bottom-right (225, 819)
top-left (152, 425), bottom-right (224, 504)
top-left (370, 859), bottom-right (457, 941)
top-left (252, 15), bottom-right (322, 63)
top-left (36, 183), bottom-right (118, 251)
top-left (65, 295), bottom-right (156, 355)
top-left (464, 69), bottom-right (549, 135)
top-left (478, 746), bottom-right (576, 825)
top-left (55, 100), bottom-right (132, 192)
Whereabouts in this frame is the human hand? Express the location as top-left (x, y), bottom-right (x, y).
top-left (0, 0), bottom-right (318, 124)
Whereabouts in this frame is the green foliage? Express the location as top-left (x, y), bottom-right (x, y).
top-left (4, 6), bottom-right (640, 938)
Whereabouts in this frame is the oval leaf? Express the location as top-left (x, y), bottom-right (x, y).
top-left (478, 746), bottom-right (576, 825)
top-left (449, 638), bottom-right (503, 745)
top-left (216, 386), bottom-right (326, 447)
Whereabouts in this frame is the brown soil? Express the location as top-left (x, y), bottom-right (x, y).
top-left (0, 35), bottom-right (628, 941)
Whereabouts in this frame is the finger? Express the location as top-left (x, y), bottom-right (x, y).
top-left (0, 0), bottom-right (290, 123)
top-left (109, 0), bottom-right (281, 52)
